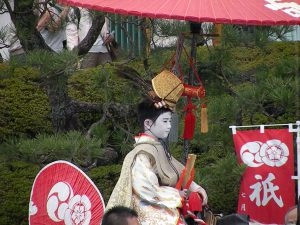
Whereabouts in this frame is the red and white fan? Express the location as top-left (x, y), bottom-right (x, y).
top-left (29, 160), bottom-right (105, 225)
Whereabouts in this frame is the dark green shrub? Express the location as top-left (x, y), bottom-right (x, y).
top-left (88, 164), bottom-right (122, 203)
top-left (0, 161), bottom-right (40, 225)
top-left (198, 153), bottom-right (245, 215)
top-left (15, 131), bottom-right (104, 166)
top-left (0, 64), bottom-right (52, 142)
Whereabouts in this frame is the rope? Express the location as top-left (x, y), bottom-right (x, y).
top-left (182, 45), bottom-right (203, 86)
top-left (160, 34), bottom-right (205, 90)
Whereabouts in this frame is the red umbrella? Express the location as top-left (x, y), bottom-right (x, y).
top-left (59, 0), bottom-right (300, 25)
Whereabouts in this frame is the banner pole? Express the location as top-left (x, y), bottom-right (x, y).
top-left (296, 121), bottom-right (300, 198)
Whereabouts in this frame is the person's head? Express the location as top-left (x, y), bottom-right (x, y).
top-left (102, 206), bottom-right (140, 225)
top-left (137, 99), bottom-right (172, 140)
top-left (285, 206), bottom-right (297, 225)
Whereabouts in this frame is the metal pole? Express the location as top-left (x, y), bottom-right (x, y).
top-left (120, 19), bottom-right (125, 49)
top-left (115, 15), bottom-right (121, 45)
top-left (126, 17), bottom-right (130, 50)
top-left (189, 33), bottom-right (197, 84)
top-left (133, 17), bottom-right (138, 56)
top-left (183, 140), bottom-right (190, 164)
top-left (137, 19), bottom-right (142, 56)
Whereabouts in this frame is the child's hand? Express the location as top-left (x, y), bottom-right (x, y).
top-left (179, 189), bottom-right (188, 199)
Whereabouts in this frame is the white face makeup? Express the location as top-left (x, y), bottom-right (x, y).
top-left (145, 112), bottom-right (172, 139)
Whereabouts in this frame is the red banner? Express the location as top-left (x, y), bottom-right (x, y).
top-left (233, 129), bottom-right (295, 224)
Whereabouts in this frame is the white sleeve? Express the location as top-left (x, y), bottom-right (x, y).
top-left (66, 23), bottom-right (79, 50)
top-left (65, 8), bottom-right (79, 50)
top-left (100, 17), bottom-right (110, 39)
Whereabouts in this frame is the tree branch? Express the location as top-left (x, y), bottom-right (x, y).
top-left (114, 65), bottom-right (152, 92)
top-left (77, 14), bottom-right (105, 56)
top-left (86, 109), bottom-right (107, 139)
top-left (70, 99), bottom-right (136, 117)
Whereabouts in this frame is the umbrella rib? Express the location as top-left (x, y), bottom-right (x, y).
top-left (184, 0), bottom-right (192, 21)
top-left (168, 0), bottom-right (186, 19)
top-left (139, 0), bottom-right (165, 17)
top-left (219, 0), bottom-right (233, 24)
top-left (210, 0), bottom-right (217, 23)
top-left (231, 0), bottom-right (249, 24)
top-left (237, 0), bottom-right (263, 25)
top-left (197, 0), bottom-right (201, 23)
top-left (155, 0), bottom-right (174, 17)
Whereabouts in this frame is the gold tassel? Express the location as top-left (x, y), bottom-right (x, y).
top-left (201, 105), bottom-right (208, 133)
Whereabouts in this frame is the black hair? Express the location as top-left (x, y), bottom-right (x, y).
top-left (137, 99), bottom-right (172, 129)
top-left (102, 206), bottom-right (138, 225)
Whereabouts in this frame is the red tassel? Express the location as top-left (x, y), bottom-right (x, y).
top-left (183, 98), bottom-right (196, 140)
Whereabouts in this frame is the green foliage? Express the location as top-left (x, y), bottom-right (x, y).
top-left (109, 129), bottom-right (133, 156)
top-left (26, 50), bottom-right (78, 77)
top-left (68, 64), bottom-right (141, 145)
top-left (263, 76), bottom-right (295, 108)
top-left (272, 56), bottom-right (299, 79)
top-left (0, 131), bottom-right (108, 169)
top-left (0, 60), bottom-right (143, 141)
top-left (153, 19), bottom-right (189, 37)
top-left (263, 41), bottom-right (300, 67)
top-left (208, 95), bottom-right (239, 125)
top-left (198, 153), bottom-right (245, 215)
top-left (13, 131), bottom-right (104, 166)
top-left (88, 164), bottom-right (122, 203)
top-left (229, 47), bottom-right (264, 72)
top-left (221, 25), bottom-right (295, 48)
top-left (127, 48), bottom-right (175, 77)
top-left (69, 64), bottom-right (141, 104)
top-left (0, 64), bottom-right (52, 142)
top-left (68, 67), bottom-right (106, 103)
top-left (0, 161), bottom-right (40, 225)
top-left (199, 41), bottom-right (299, 126)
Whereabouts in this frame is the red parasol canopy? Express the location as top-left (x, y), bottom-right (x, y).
top-left (59, 0), bottom-right (300, 25)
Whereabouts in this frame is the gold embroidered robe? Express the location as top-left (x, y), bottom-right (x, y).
top-left (107, 135), bottom-right (186, 225)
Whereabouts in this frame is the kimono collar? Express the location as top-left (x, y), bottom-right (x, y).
top-left (134, 133), bottom-right (158, 144)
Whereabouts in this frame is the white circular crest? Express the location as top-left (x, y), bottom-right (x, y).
top-left (47, 182), bottom-right (74, 222)
top-left (260, 139), bottom-right (289, 167)
top-left (64, 195), bottom-right (92, 225)
top-left (240, 141), bottom-right (264, 167)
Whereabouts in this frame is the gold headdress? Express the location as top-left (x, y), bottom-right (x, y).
top-left (151, 70), bottom-right (184, 110)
